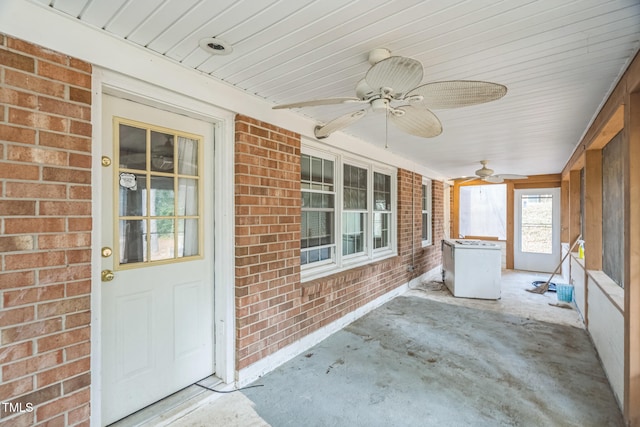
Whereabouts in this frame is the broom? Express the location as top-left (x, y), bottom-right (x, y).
top-left (526, 235), bottom-right (582, 294)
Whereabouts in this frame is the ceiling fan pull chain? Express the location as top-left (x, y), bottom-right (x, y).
top-left (385, 108), bottom-right (389, 149)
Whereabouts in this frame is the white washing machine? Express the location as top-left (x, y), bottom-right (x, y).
top-left (442, 239), bottom-right (502, 299)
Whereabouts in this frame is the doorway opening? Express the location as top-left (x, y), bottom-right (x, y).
top-left (514, 188), bottom-right (561, 273)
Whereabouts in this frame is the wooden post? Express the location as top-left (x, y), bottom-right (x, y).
top-left (506, 182), bottom-right (514, 269)
top-left (584, 150), bottom-right (603, 271)
top-left (568, 170), bottom-right (582, 247)
top-left (625, 92), bottom-right (640, 426)
top-left (560, 177), bottom-right (569, 243)
top-left (452, 183), bottom-right (460, 239)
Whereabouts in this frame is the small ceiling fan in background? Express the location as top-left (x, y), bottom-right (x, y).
top-left (273, 48), bottom-right (507, 139)
top-left (453, 160), bottom-right (528, 183)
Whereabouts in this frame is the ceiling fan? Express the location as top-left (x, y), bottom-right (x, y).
top-left (272, 48), bottom-right (507, 139)
top-left (454, 160), bottom-right (528, 183)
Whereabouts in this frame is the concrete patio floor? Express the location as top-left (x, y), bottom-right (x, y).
top-left (170, 270), bottom-right (623, 427)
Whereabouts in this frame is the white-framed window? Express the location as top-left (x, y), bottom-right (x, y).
top-left (342, 162), bottom-right (368, 259)
top-left (421, 178), bottom-right (432, 247)
top-left (301, 143), bottom-right (397, 280)
top-left (373, 171), bottom-right (392, 251)
top-left (301, 150), bottom-right (336, 268)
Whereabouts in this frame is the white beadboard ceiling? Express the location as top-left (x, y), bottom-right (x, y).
top-left (36, 0), bottom-right (640, 179)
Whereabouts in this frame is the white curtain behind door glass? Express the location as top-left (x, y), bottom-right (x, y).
top-left (178, 136), bottom-right (199, 257)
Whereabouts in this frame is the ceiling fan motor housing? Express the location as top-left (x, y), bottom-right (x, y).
top-left (476, 166), bottom-right (494, 177)
top-left (371, 98), bottom-right (389, 112)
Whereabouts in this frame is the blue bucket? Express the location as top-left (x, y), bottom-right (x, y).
top-left (556, 284), bottom-right (574, 303)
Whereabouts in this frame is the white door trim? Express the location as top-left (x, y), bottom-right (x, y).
top-left (90, 68), bottom-right (236, 426)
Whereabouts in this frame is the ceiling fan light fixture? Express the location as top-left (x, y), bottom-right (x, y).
top-left (199, 37), bottom-right (233, 55)
top-left (371, 98), bottom-right (389, 112)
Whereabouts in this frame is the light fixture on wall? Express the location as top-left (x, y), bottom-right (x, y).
top-left (199, 37), bottom-right (233, 55)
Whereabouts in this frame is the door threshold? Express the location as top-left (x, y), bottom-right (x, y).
top-left (109, 376), bottom-right (223, 427)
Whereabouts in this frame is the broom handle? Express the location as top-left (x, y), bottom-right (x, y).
top-left (544, 234), bottom-right (582, 285)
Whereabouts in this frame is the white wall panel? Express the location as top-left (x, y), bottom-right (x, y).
top-left (587, 274), bottom-right (624, 407)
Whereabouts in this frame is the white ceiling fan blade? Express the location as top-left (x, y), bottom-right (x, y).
top-left (407, 80), bottom-right (507, 109)
top-left (389, 105), bottom-right (442, 138)
top-left (365, 56), bottom-right (424, 96)
top-left (483, 176), bottom-right (504, 183)
top-left (273, 97), bottom-right (364, 109)
top-left (314, 110), bottom-right (367, 139)
top-left (494, 174), bottom-right (528, 180)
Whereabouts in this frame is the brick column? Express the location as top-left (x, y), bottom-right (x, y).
top-left (0, 35), bottom-right (92, 426)
top-left (234, 115), bottom-right (301, 369)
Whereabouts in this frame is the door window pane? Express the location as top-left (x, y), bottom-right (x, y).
top-left (178, 219), bottom-right (199, 257)
top-left (178, 178), bottom-right (198, 216)
top-left (119, 174), bottom-right (146, 217)
top-left (178, 137), bottom-right (198, 176)
top-left (119, 124), bottom-right (147, 170)
top-left (119, 219), bottom-right (147, 264)
top-left (150, 176), bottom-right (175, 216)
top-left (150, 219), bottom-right (174, 261)
top-left (520, 194), bottom-right (553, 254)
top-left (151, 131), bottom-right (175, 173)
top-left (116, 119), bottom-right (202, 267)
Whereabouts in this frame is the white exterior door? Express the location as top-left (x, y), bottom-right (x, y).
top-left (514, 188), bottom-right (561, 273)
top-left (101, 95), bottom-right (215, 425)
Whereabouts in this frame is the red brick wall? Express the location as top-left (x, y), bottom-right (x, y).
top-left (394, 170), bottom-right (443, 281)
top-left (235, 116), bottom-right (444, 370)
top-left (234, 115), bottom-right (302, 369)
top-left (0, 35), bottom-right (92, 426)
